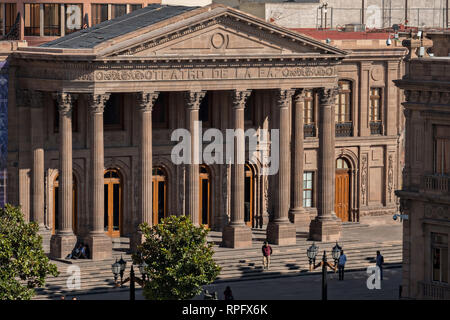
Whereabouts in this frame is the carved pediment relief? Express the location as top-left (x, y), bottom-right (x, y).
top-left (101, 10), bottom-right (346, 58)
top-left (132, 26), bottom-right (301, 57)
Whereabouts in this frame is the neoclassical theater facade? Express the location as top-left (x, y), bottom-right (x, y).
top-left (6, 4), bottom-right (406, 259)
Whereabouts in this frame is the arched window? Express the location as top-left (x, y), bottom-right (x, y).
top-left (244, 164), bottom-right (254, 227)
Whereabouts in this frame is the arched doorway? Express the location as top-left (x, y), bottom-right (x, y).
top-left (199, 165), bottom-right (211, 226)
top-left (335, 158), bottom-right (351, 222)
top-left (244, 164), bottom-right (254, 228)
top-left (152, 167), bottom-right (167, 224)
top-left (52, 174), bottom-right (77, 235)
top-left (104, 169), bottom-right (122, 237)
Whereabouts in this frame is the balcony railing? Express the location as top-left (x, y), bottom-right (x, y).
top-left (304, 123), bottom-right (316, 138)
top-left (370, 121), bottom-right (383, 135)
top-left (335, 122), bottom-right (353, 137)
top-left (423, 174), bottom-right (450, 193)
top-left (420, 281), bottom-right (450, 300)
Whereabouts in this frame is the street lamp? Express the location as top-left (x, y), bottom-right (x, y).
top-left (331, 241), bottom-right (342, 266)
top-left (138, 261), bottom-right (148, 282)
top-left (306, 243), bottom-right (340, 301)
top-left (111, 258), bottom-right (146, 301)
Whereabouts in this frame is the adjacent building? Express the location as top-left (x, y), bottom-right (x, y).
top-left (395, 36), bottom-right (450, 299)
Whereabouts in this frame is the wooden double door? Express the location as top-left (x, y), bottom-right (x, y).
top-left (335, 158), bottom-right (350, 222)
top-left (104, 169), bottom-right (122, 237)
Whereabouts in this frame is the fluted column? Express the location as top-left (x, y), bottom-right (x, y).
top-left (184, 91), bottom-right (205, 225)
top-left (30, 91), bottom-right (45, 228)
top-left (267, 89), bottom-right (296, 245)
top-left (84, 93), bottom-right (112, 260)
top-left (309, 87), bottom-right (342, 242)
top-left (50, 92), bottom-right (77, 259)
top-left (289, 90), bottom-right (310, 230)
top-left (222, 90), bottom-right (253, 248)
top-left (131, 91), bottom-right (159, 252)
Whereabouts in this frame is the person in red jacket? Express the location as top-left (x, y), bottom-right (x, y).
top-left (262, 241), bottom-right (273, 270)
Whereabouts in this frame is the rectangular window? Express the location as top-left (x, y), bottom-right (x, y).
top-left (130, 4), bottom-right (143, 12)
top-left (24, 3), bottom-right (40, 36)
top-left (104, 94), bottom-right (124, 131)
top-left (303, 90), bottom-right (315, 125)
top-left (335, 80), bottom-right (352, 123)
top-left (432, 233), bottom-right (448, 283)
top-left (91, 4), bottom-right (108, 26)
top-left (5, 3), bottom-right (17, 34)
top-left (65, 4), bottom-right (83, 34)
top-left (434, 125), bottom-right (450, 175)
top-left (44, 4), bottom-right (61, 36)
top-left (303, 171), bottom-right (314, 208)
top-left (111, 4), bottom-right (127, 19)
top-left (244, 92), bottom-right (255, 126)
top-left (199, 92), bottom-right (212, 127)
top-left (369, 88), bottom-right (382, 122)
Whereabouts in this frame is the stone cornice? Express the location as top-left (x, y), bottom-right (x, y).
top-left (403, 89), bottom-right (450, 105)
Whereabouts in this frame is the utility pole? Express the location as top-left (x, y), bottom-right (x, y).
top-left (362, 0), bottom-right (365, 25)
top-left (405, 0), bottom-right (408, 27)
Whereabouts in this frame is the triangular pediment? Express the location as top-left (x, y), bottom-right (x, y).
top-left (94, 5), bottom-right (347, 59)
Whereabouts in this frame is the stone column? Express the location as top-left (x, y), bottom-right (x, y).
top-left (288, 90), bottom-right (311, 230)
top-left (309, 87), bottom-right (342, 241)
top-left (130, 91), bottom-right (159, 252)
top-left (84, 93), bottom-right (112, 260)
top-left (29, 91), bottom-right (45, 228)
top-left (184, 91), bottom-right (205, 225)
top-left (267, 89), bottom-right (297, 245)
top-left (50, 93), bottom-right (78, 259)
top-left (222, 90), bottom-right (253, 248)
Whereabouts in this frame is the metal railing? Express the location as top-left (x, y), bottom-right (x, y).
top-left (370, 122), bottom-right (383, 135)
top-left (304, 123), bottom-right (316, 138)
top-left (423, 174), bottom-right (450, 193)
top-left (335, 122), bottom-right (353, 137)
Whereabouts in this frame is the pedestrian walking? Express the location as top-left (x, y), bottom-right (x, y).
top-left (376, 250), bottom-right (384, 280)
top-left (262, 241), bottom-right (272, 270)
top-left (338, 250), bottom-right (346, 280)
top-left (224, 286), bottom-right (234, 300)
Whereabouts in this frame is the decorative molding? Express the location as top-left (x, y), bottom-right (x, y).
top-left (276, 89), bottom-right (295, 108)
top-left (136, 92), bottom-right (159, 112)
top-left (403, 89), bottom-right (450, 105)
top-left (388, 154), bottom-right (394, 203)
top-left (87, 93), bottom-right (111, 114)
top-left (293, 89), bottom-right (305, 104)
top-left (29, 91), bottom-right (42, 109)
top-left (361, 154), bottom-right (368, 206)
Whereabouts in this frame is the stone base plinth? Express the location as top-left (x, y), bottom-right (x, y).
top-left (266, 221), bottom-right (297, 245)
top-left (130, 231), bottom-right (145, 253)
top-left (289, 208), bottom-right (311, 231)
top-left (309, 216), bottom-right (342, 242)
top-left (39, 228), bottom-right (52, 254)
top-left (50, 233), bottom-right (77, 259)
top-left (222, 224), bottom-right (252, 248)
top-left (83, 234), bottom-right (112, 260)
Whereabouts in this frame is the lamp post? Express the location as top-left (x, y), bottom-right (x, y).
top-left (306, 242), bottom-right (340, 301)
top-left (111, 257), bottom-right (147, 301)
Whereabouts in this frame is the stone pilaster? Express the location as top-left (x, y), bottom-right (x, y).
top-left (288, 89), bottom-right (310, 230)
top-left (50, 93), bottom-right (78, 259)
top-left (267, 89), bottom-right (297, 245)
top-left (222, 90), bottom-right (253, 248)
top-left (130, 91), bottom-right (159, 252)
top-left (309, 87), bottom-right (342, 242)
top-left (184, 91), bottom-right (205, 225)
top-left (84, 93), bottom-right (112, 260)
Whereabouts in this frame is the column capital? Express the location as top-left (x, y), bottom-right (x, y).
top-left (54, 92), bottom-right (78, 116)
top-left (87, 93), bottom-right (110, 113)
top-left (184, 90), bottom-right (206, 110)
top-left (136, 91), bottom-right (159, 112)
top-left (29, 90), bottom-right (43, 109)
top-left (293, 89), bottom-right (306, 103)
top-left (231, 89), bottom-right (251, 109)
top-left (319, 87), bottom-right (338, 106)
top-left (276, 89), bottom-right (295, 108)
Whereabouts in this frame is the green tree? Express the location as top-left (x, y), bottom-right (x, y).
top-left (0, 204), bottom-right (59, 300)
top-left (133, 215), bottom-right (221, 300)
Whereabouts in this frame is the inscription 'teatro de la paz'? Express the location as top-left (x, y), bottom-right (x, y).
top-left (94, 66), bottom-right (336, 81)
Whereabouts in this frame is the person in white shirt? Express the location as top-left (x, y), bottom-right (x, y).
top-left (338, 250), bottom-right (347, 281)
